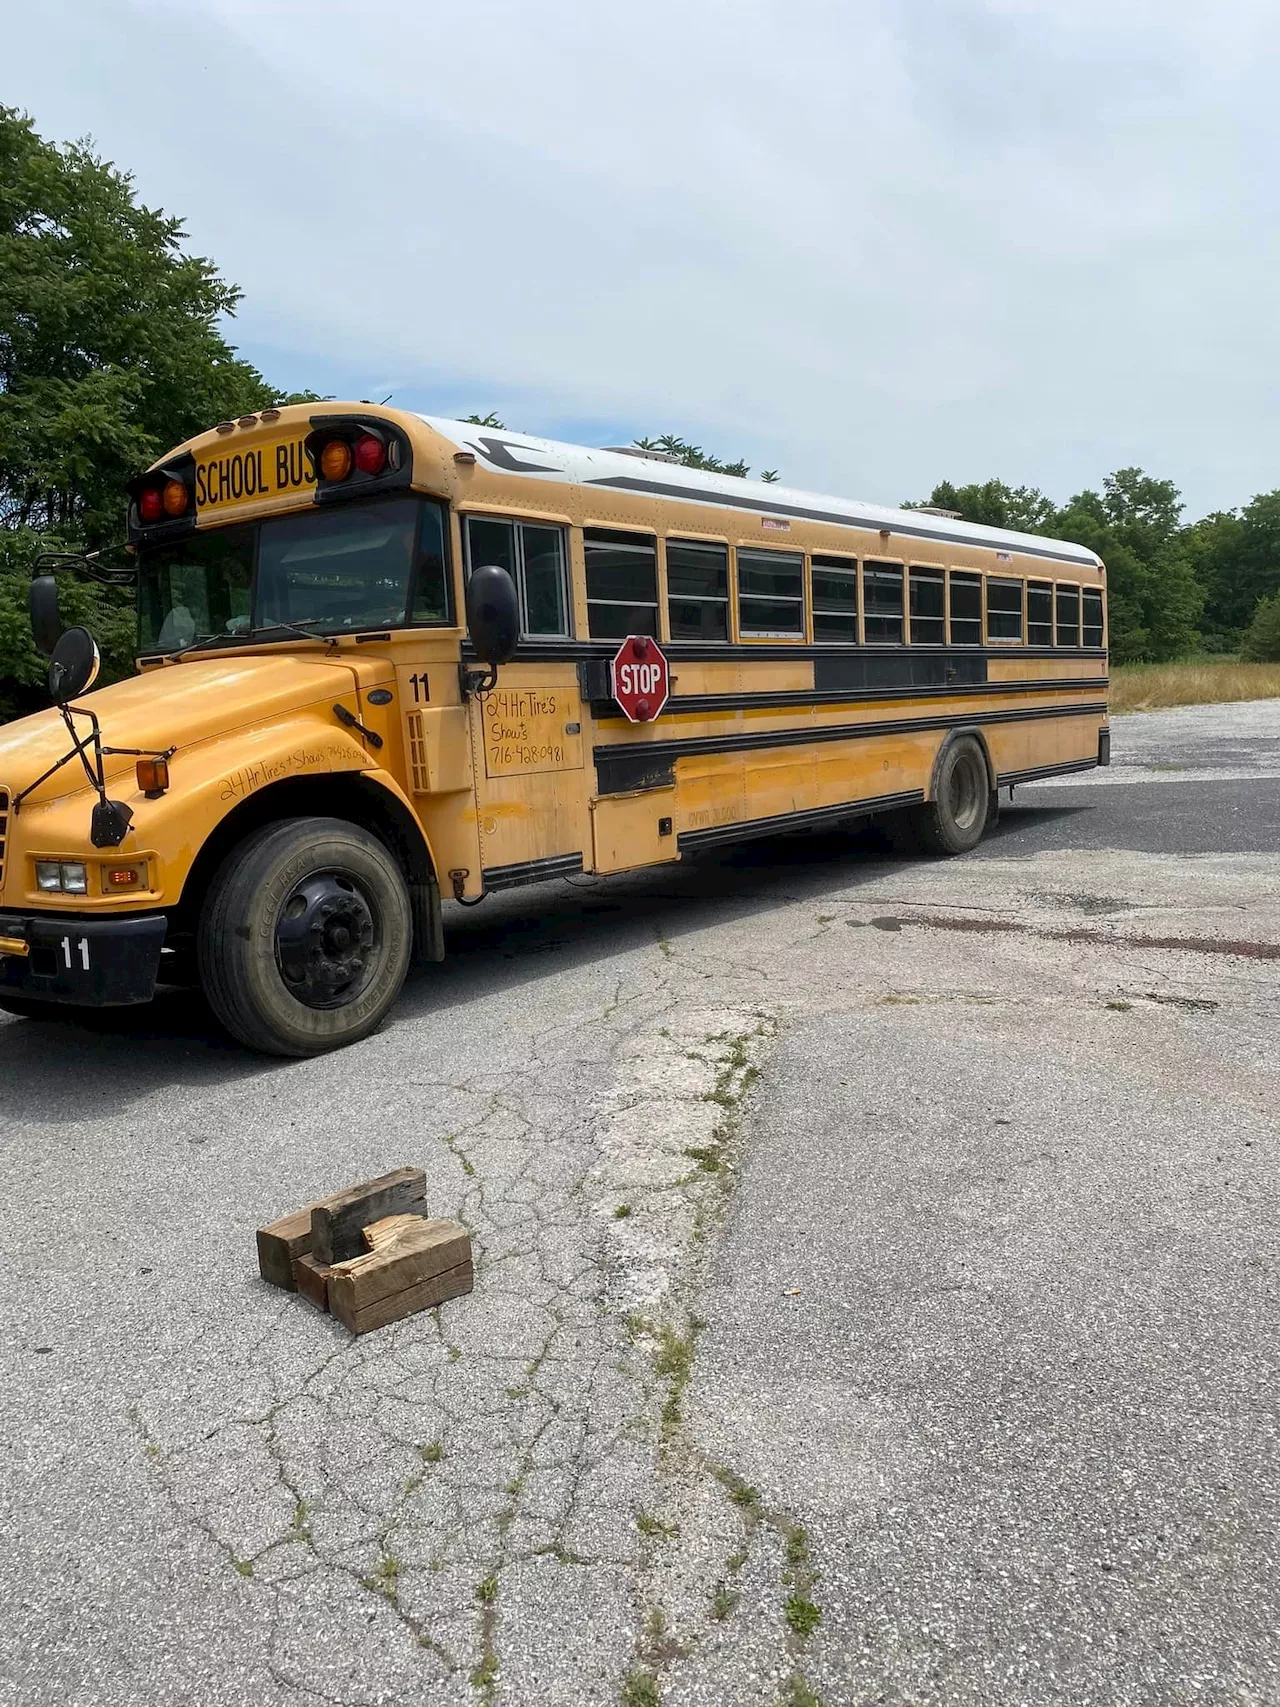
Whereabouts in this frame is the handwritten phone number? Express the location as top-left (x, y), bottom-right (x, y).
top-left (488, 742), bottom-right (569, 768)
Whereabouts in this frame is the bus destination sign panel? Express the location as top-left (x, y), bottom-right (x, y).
top-left (194, 431), bottom-right (317, 516)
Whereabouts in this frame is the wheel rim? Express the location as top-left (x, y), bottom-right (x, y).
top-left (274, 870), bottom-right (380, 1009)
top-left (947, 751), bottom-right (985, 832)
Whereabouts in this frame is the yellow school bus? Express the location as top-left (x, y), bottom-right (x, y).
top-left (0, 405), bottom-right (1107, 1055)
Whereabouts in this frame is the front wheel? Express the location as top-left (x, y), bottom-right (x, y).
top-left (908, 737), bottom-right (991, 855)
top-left (198, 817), bottom-right (412, 1057)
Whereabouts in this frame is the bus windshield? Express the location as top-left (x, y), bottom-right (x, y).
top-left (137, 496), bottom-right (450, 653)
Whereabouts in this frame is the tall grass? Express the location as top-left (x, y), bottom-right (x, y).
top-left (1110, 659), bottom-right (1280, 713)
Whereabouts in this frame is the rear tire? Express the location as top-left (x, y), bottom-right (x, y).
top-left (198, 817), bottom-right (412, 1057)
top-left (908, 737), bottom-right (991, 855)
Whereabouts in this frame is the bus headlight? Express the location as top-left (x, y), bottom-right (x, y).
top-left (35, 860), bottom-right (88, 893)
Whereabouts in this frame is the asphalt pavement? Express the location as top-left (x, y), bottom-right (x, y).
top-left (2, 700), bottom-right (1278, 1707)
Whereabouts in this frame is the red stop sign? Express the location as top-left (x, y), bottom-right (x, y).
top-left (610, 634), bottom-right (670, 723)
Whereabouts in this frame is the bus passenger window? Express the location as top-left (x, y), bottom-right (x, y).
top-left (585, 528), bottom-right (659, 639)
top-left (667, 540), bottom-right (729, 640)
top-left (1055, 584), bottom-right (1081, 646)
top-left (986, 577), bottom-right (1024, 642)
top-left (863, 561), bottom-right (903, 643)
top-left (738, 549), bottom-right (804, 637)
top-left (1082, 588), bottom-right (1104, 648)
top-left (1027, 581), bottom-right (1053, 646)
top-left (811, 555), bottom-right (857, 642)
top-left (465, 515), bottom-right (571, 637)
top-left (948, 571), bottom-right (981, 645)
top-left (909, 567), bottom-right (944, 644)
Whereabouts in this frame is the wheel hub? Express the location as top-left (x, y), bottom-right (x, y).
top-left (275, 872), bottom-right (378, 1009)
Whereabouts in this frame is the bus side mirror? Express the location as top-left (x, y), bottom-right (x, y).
top-left (30, 574), bottom-right (63, 656)
top-left (48, 626), bottom-right (101, 705)
top-left (465, 564), bottom-right (520, 669)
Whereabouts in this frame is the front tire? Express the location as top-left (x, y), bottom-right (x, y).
top-left (908, 737), bottom-right (991, 855)
top-left (198, 817), bottom-right (412, 1057)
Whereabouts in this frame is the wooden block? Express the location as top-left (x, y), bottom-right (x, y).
top-left (310, 1167), bottom-right (428, 1265)
top-left (327, 1216), bottom-right (474, 1335)
top-left (334, 1260), bottom-right (474, 1336)
top-left (256, 1203), bottom-right (321, 1291)
top-left (293, 1253), bottom-right (332, 1312)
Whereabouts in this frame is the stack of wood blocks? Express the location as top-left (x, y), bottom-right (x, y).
top-left (256, 1166), bottom-right (473, 1335)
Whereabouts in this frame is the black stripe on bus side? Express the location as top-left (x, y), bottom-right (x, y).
top-left (997, 758), bottom-right (1099, 787)
top-left (593, 676), bottom-right (1110, 720)
top-left (593, 700), bottom-right (1108, 771)
top-left (469, 639), bottom-right (1108, 665)
top-left (677, 790), bottom-right (926, 853)
top-left (479, 852), bottom-right (585, 891)
top-left (583, 475), bottom-right (1101, 569)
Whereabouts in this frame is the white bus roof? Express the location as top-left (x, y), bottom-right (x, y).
top-left (416, 415), bottom-right (1101, 572)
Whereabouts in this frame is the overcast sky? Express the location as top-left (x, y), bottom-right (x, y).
top-left (8, 0), bottom-right (1280, 518)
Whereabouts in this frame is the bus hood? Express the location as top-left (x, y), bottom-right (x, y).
top-left (0, 653), bottom-right (367, 807)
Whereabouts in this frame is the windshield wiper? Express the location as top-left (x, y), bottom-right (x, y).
top-left (170, 620), bottom-right (339, 661)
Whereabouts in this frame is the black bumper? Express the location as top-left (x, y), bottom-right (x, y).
top-left (0, 910), bottom-right (167, 1006)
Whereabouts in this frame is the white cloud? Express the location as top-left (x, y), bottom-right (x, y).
top-left (8, 0), bottom-right (1280, 515)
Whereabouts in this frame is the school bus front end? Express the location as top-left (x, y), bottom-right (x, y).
top-left (0, 404), bottom-right (480, 1055)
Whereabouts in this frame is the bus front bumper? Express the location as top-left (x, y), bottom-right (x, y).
top-left (0, 910), bottom-right (167, 1006)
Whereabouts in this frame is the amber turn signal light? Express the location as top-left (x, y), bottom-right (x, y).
top-left (106, 866), bottom-right (141, 888)
top-left (162, 478), bottom-right (189, 517)
top-left (136, 756), bottom-right (169, 795)
top-left (319, 438), bottom-right (353, 481)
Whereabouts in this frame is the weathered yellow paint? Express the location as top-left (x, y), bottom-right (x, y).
top-left (591, 789), bottom-right (677, 872)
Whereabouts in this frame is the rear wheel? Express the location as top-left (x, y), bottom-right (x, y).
top-left (908, 737), bottom-right (991, 855)
top-left (198, 817), bottom-right (412, 1057)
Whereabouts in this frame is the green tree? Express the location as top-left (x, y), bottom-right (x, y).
top-left (1191, 492), bottom-right (1280, 643)
top-left (907, 468), bottom-right (1202, 662)
top-left (905, 478), bottom-right (1057, 535)
top-left (1242, 590), bottom-right (1280, 661)
top-left (633, 434), bottom-right (761, 479)
top-left (0, 108), bottom-right (294, 719)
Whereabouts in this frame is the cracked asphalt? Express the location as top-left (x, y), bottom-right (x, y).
top-left (2, 699), bottom-right (1278, 1707)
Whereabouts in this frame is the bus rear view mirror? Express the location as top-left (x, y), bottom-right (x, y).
top-left (465, 564), bottom-right (520, 668)
top-left (30, 574), bottom-right (63, 656)
top-left (47, 626), bottom-right (101, 705)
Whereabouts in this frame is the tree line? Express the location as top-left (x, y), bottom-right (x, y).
top-left (904, 474), bottom-right (1280, 665)
top-left (3, 107), bottom-right (1279, 723)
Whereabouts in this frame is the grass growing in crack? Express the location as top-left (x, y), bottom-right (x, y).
top-left (475, 1574), bottom-right (498, 1604)
top-left (780, 1678), bottom-right (825, 1707)
top-left (654, 1319), bottom-right (701, 1439)
top-left (785, 1595), bottom-right (822, 1638)
top-left (614, 1203), bottom-right (634, 1219)
top-left (419, 1439), bottom-right (443, 1464)
top-left (622, 1671), bottom-right (660, 1707)
top-left (711, 1584), bottom-right (739, 1620)
top-left (683, 1142), bottom-right (724, 1175)
top-left (232, 1557), bottom-right (253, 1579)
top-left (637, 1511), bottom-right (678, 1538)
top-left (471, 1651), bottom-right (498, 1690)
top-left (785, 1526), bottom-right (810, 1569)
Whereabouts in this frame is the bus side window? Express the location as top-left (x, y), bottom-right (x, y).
top-left (948, 571), bottom-right (981, 645)
top-left (863, 561), bottom-right (904, 643)
top-left (738, 548), bottom-right (804, 638)
top-left (584, 528), bottom-right (659, 639)
top-left (909, 567), bottom-right (944, 644)
top-left (1027, 580), bottom-right (1053, 646)
top-left (464, 515), bottom-right (571, 637)
top-left (811, 555), bottom-right (857, 642)
top-left (409, 500), bottom-right (452, 625)
top-left (667, 540), bottom-right (729, 641)
top-left (1055, 583), bottom-right (1081, 647)
top-left (1082, 588), bottom-right (1104, 648)
top-left (986, 576), bottom-right (1024, 643)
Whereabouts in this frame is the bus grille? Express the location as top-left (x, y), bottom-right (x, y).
top-left (0, 788), bottom-right (8, 890)
top-left (406, 712), bottom-right (431, 794)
